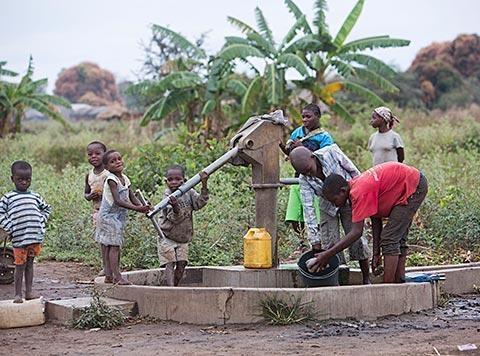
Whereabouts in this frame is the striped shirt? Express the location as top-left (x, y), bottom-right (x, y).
top-left (0, 190), bottom-right (51, 247)
top-left (299, 144), bottom-right (360, 245)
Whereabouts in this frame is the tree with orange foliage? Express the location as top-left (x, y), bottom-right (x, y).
top-left (54, 62), bottom-right (120, 106)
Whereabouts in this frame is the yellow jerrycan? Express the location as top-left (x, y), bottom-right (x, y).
top-left (243, 228), bottom-right (272, 269)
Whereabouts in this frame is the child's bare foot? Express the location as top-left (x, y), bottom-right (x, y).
top-left (13, 295), bottom-right (23, 303)
top-left (104, 276), bottom-right (113, 284)
top-left (25, 294), bottom-right (38, 300)
top-left (114, 278), bottom-right (131, 285)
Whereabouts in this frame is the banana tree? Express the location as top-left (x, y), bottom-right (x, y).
top-left (0, 57), bottom-right (70, 137)
top-left (283, 0), bottom-right (410, 122)
top-left (133, 25), bottom-right (246, 136)
top-left (218, 6), bottom-right (311, 115)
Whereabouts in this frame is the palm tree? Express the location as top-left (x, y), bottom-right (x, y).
top-left (0, 57), bottom-right (70, 137)
top-left (133, 25), bottom-right (247, 136)
top-left (283, 0), bottom-right (410, 121)
top-left (217, 6), bottom-right (311, 115)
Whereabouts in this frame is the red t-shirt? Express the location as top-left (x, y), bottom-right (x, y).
top-left (349, 162), bottom-right (420, 223)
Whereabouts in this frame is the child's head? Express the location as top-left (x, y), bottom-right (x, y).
top-left (102, 150), bottom-right (123, 174)
top-left (370, 106), bottom-right (399, 130)
top-left (322, 174), bottom-right (349, 208)
top-left (289, 147), bottom-right (317, 177)
top-left (87, 141), bottom-right (107, 168)
top-left (165, 165), bottom-right (185, 192)
top-left (11, 160), bottom-right (32, 192)
top-left (302, 103), bottom-right (321, 131)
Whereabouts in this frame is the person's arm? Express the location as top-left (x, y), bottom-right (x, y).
top-left (108, 180), bottom-right (149, 213)
top-left (336, 146), bottom-right (361, 177)
top-left (37, 195), bottom-right (52, 222)
top-left (165, 195), bottom-right (185, 223)
top-left (192, 171), bottom-right (209, 210)
top-left (299, 178), bottom-right (322, 251)
top-left (396, 148), bottom-right (405, 163)
top-left (394, 133), bottom-right (405, 163)
top-left (0, 196), bottom-right (13, 234)
top-left (371, 217), bottom-right (383, 272)
top-left (311, 221), bottom-right (364, 271)
top-left (84, 174), bottom-right (100, 201)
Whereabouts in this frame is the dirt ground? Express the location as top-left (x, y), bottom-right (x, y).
top-left (1, 261), bottom-right (480, 356)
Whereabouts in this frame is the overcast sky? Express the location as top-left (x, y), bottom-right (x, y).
top-left (1, 0), bottom-right (479, 92)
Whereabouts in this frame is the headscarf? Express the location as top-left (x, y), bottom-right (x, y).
top-left (373, 106), bottom-right (399, 127)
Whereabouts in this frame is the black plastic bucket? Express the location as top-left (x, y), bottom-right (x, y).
top-left (297, 250), bottom-right (340, 287)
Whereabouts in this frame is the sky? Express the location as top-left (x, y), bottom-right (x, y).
top-left (1, 0), bottom-right (480, 93)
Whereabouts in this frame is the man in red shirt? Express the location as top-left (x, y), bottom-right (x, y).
top-left (310, 162), bottom-right (428, 283)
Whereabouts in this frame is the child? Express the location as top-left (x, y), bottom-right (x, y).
top-left (368, 106), bottom-right (405, 166)
top-left (84, 141), bottom-right (109, 225)
top-left (84, 141), bottom-right (109, 276)
top-left (95, 150), bottom-right (150, 285)
top-left (319, 163), bottom-right (428, 284)
top-left (279, 104), bottom-right (333, 248)
top-left (0, 161), bottom-right (51, 303)
top-left (158, 165), bottom-right (209, 286)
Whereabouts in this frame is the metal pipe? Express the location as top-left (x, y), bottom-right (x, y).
top-left (135, 189), bottom-right (166, 240)
top-left (147, 146), bottom-right (240, 218)
top-left (279, 178), bottom-right (299, 185)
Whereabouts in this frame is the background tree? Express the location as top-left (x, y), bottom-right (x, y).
top-left (131, 25), bottom-right (247, 136)
top-left (283, 0), bottom-right (410, 122)
top-left (409, 33), bottom-right (480, 109)
top-left (217, 6), bottom-right (311, 116)
top-left (0, 57), bottom-right (70, 137)
top-left (54, 62), bottom-right (120, 106)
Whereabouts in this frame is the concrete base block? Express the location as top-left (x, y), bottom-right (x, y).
top-left (97, 278), bottom-right (437, 325)
top-left (46, 297), bottom-right (136, 325)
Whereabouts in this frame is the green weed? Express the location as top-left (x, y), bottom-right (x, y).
top-left (260, 295), bottom-right (312, 325)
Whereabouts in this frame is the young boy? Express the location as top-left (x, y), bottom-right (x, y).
top-left (84, 141), bottom-right (109, 225)
top-left (158, 165), bottom-right (209, 286)
top-left (317, 162), bottom-right (428, 283)
top-left (0, 161), bottom-right (51, 303)
top-left (84, 141), bottom-right (109, 277)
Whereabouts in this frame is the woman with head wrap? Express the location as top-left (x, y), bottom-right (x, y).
top-left (368, 106), bottom-right (405, 165)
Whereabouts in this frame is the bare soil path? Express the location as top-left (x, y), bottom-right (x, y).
top-left (1, 261), bottom-right (479, 356)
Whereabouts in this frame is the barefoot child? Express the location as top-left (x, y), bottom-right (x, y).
top-left (279, 104), bottom-right (333, 248)
top-left (84, 141), bottom-right (109, 276)
top-left (158, 165), bottom-right (209, 286)
top-left (84, 141), bottom-right (109, 224)
top-left (317, 162), bottom-right (428, 283)
top-left (368, 106), bottom-right (405, 165)
top-left (95, 150), bottom-right (150, 285)
top-left (0, 161), bottom-right (51, 303)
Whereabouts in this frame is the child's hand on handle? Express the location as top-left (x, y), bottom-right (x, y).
top-left (199, 171), bottom-right (209, 188)
top-left (136, 204), bottom-right (151, 214)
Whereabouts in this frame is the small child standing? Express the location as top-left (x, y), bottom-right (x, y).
top-left (158, 165), bottom-right (209, 286)
top-left (84, 141), bottom-right (109, 276)
top-left (84, 141), bottom-right (109, 225)
top-left (368, 106), bottom-right (405, 165)
top-left (0, 161), bottom-right (51, 303)
top-left (95, 150), bottom-right (150, 285)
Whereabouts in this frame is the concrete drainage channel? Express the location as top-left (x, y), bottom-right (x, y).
top-left (90, 263), bottom-right (480, 325)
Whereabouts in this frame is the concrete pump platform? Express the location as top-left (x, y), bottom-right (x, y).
top-left (92, 264), bottom-right (475, 325)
